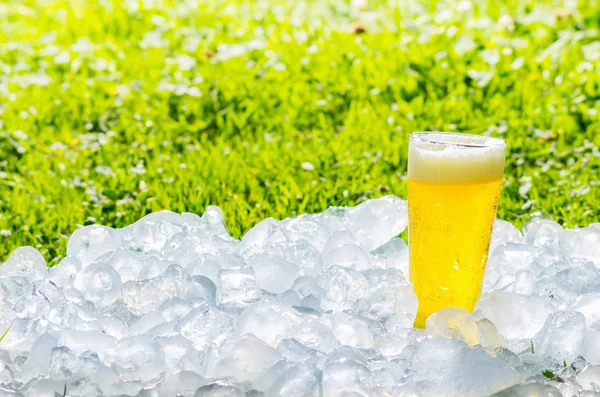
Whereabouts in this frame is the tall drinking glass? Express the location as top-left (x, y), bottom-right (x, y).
top-left (408, 132), bottom-right (506, 328)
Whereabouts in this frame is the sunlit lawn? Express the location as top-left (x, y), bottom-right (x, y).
top-left (0, 0), bottom-right (599, 261)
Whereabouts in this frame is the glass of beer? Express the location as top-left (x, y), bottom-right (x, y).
top-left (408, 132), bottom-right (506, 328)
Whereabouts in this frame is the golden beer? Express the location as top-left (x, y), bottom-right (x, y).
top-left (408, 133), bottom-right (506, 328)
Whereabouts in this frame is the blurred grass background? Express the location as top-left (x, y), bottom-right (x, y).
top-left (0, 0), bottom-right (599, 262)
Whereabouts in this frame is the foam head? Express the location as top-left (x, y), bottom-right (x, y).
top-left (408, 132), bottom-right (506, 184)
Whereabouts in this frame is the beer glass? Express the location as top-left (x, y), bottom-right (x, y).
top-left (408, 132), bottom-right (506, 328)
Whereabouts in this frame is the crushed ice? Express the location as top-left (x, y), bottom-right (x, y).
top-left (1, 196), bottom-right (600, 396)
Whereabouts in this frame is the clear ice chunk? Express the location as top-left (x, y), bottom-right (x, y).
top-left (47, 256), bottom-right (81, 287)
top-left (237, 301), bottom-right (302, 346)
top-left (122, 264), bottom-right (190, 316)
top-left (249, 253), bottom-right (300, 294)
top-left (216, 267), bottom-right (261, 309)
top-left (73, 262), bottom-right (122, 309)
top-left (67, 225), bottom-right (123, 267)
top-left (476, 292), bottom-right (553, 341)
top-left (409, 336), bottom-right (522, 396)
top-left (214, 334), bottom-right (283, 382)
top-left (318, 265), bottom-right (370, 312)
top-left (533, 311), bottom-right (586, 364)
top-left (0, 247), bottom-right (47, 281)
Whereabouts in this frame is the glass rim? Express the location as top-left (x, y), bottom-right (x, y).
top-left (410, 132), bottom-right (506, 149)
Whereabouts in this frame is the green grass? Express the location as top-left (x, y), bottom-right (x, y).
top-left (0, 0), bottom-right (599, 262)
top-left (0, 323), bottom-right (11, 343)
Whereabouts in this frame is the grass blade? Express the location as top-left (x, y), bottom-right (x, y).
top-left (0, 324), bottom-right (12, 343)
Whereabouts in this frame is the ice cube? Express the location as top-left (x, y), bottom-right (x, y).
top-left (489, 243), bottom-right (541, 275)
top-left (569, 293), bottom-right (600, 325)
top-left (159, 370), bottom-right (205, 396)
top-left (48, 346), bottom-right (102, 381)
top-left (281, 239), bottom-right (323, 274)
top-left (186, 253), bottom-right (223, 282)
top-left (122, 264), bottom-right (190, 316)
top-left (54, 290), bottom-right (100, 329)
top-left (322, 358), bottom-right (371, 397)
top-left (56, 330), bottom-right (117, 363)
top-left (559, 227), bottom-right (600, 265)
top-left (0, 247), bottom-right (47, 281)
top-left (105, 248), bottom-right (144, 283)
top-left (372, 238), bottom-right (410, 276)
top-left (237, 218), bottom-right (287, 258)
top-left (535, 276), bottom-right (578, 309)
top-left (47, 256), bottom-right (81, 287)
top-left (533, 311), bottom-right (586, 364)
top-left (176, 305), bottom-right (235, 351)
top-left (15, 279), bottom-right (65, 318)
top-left (268, 362), bottom-right (321, 397)
top-left (502, 271), bottom-right (535, 295)
top-left (289, 318), bottom-right (339, 354)
top-left (24, 378), bottom-right (64, 397)
top-left (327, 311), bottom-right (375, 349)
top-left (281, 215), bottom-right (330, 252)
top-left (341, 195), bottom-right (408, 252)
top-left (128, 310), bottom-right (165, 336)
top-left (155, 334), bottom-right (200, 374)
top-left (106, 373), bottom-right (148, 396)
top-left (237, 301), bottom-right (302, 346)
top-left (371, 237), bottom-right (407, 257)
top-left (488, 381), bottom-right (562, 397)
top-left (489, 219), bottom-right (523, 252)
top-left (277, 338), bottom-right (321, 363)
top-left (216, 267), bottom-right (261, 309)
top-left (73, 262), bottom-right (122, 309)
top-left (0, 360), bottom-right (13, 384)
top-left (319, 265), bottom-right (370, 312)
top-left (409, 336), bottom-right (522, 396)
top-left (475, 292), bottom-right (554, 341)
top-left (323, 244), bottom-right (372, 272)
top-left (67, 225), bottom-right (123, 267)
top-left (0, 276), bottom-right (28, 303)
top-left (293, 276), bottom-right (323, 297)
top-left (194, 382), bottom-right (245, 397)
top-left (250, 253), bottom-right (300, 294)
top-left (556, 261), bottom-right (600, 295)
top-left (477, 317), bottom-right (506, 349)
top-left (376, 327), bottom-right (417, 359)
top-left (363, 270), bottom-right (417, 323)
top-left (163, 233), bottom-right (204, 266)
top-left (583, 329), bottom-right (600, 365)
top-left (202, 205), bottom-right (230, 237)
top-left (369, 359), bottom-right (407, 387)
top-left (425, 308), bottom-right (480, 346)
top-left (137, 256), bottom-right (172, 280)
top-left (187, 275), bottom-right (217, 304)
top-left (252, 359), bottom-right (295, 393)
top-left (522, 219), bottom-right (563, 251)
top-left (576, 364), bottom-right (600, 391)
top-left (326, 345), bottom-right (368, 367)
top-left (323, 231), bottom-right (358, 255)
top-left (214, 334), bottom-right (283, 382)
top-left (99, 314), bottom-right (128, 339)
top-left (113, 335), bottom-right (165, 383)
top-left (214, 253), bottom-right (246, 275)
top-left (131, 211), bottom-right (184, 251)
top-left (530, 251), bottom-right (560, 276)
top-left (488, 273), bottom-right (515, 292)
top-left (16, 333), bottom-right (57, 384)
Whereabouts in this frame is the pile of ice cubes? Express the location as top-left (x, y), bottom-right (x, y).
top-left (1, 195), bottom-right (600, 397)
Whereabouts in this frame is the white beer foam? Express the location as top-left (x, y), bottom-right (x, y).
top-left (408, 133), bottom-right (505, 184)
